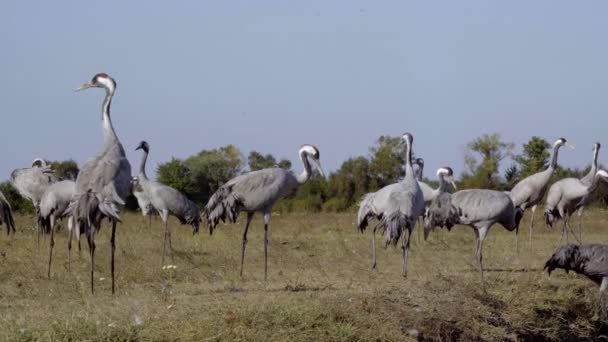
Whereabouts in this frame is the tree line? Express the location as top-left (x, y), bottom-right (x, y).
top-left (2, 134), bottom-right (606, 214)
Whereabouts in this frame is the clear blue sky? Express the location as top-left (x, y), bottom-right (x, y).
top-left (1, 1), bottom-right (606, 180)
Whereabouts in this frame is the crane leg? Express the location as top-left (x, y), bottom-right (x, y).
top-left (110, 220), bottom-right (117, 294)
top-left (161, 218), bottom-right (168, 267)
top-left (566, 217), bottom-right (580, 244)
top-left (87, 227), bottom-right (96, 295)
top-left (47, 215), bottom-right (55, 279)
top-left (476, 227), bottom-right (488, 292)
top-left (401, 228), bottom-right (411, 278)
top-left (148, 215), bottom-right (152, 230)
top-left (68, 220), bottom-right (73, 273)
top-left (529, 205), bottom-right (536, 246)
top-left (371, 223), bottom-right (380, 270)
top-left (577, 209), bottom-right (583, 243)
top-left (263, 213), bottom-right (271, 281)
top-left (240, 213), bottom-right (254, 277)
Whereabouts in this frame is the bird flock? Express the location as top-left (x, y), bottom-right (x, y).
top-left (2, 73), bottom-right (608, 314)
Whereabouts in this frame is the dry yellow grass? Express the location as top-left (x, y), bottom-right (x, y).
top-left (1, 210), bottom-right (608, 341)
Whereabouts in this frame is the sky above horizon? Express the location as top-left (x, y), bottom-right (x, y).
top-left (1, 1), bottom-right (606, 180)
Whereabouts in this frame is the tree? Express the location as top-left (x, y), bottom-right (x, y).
top-left (277, 159), bottom-right (292, 170)
top-left (0, 182), bottom-right (34, 214)
top-left (369, 135), bottom-right (407, 189)
top-left (514, 136), bottom-right (550, 179)
top-left (326, 156), bottom-right (373, 210)
top-left (461, 133), bottom-right (514, 190)
top-left (156, 157), bottom-right (192, 195)
top-left (248, 151), bottom-right (276, 171)
top-left (49, 159), bottom-right (79, 180)
top-left (184, 145), bottom-right (245, 204)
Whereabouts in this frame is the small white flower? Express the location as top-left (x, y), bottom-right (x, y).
top-left (99, 277), bottom-right (105, 281)
top-left (108, 323), bottom-right (116, 328)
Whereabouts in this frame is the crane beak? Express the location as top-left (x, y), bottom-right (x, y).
top-left (75, 82), bottom-right (94, 92)
top-left (135, 145), bottom-right (142, 151)
top-left (566, 143), bottom-right (575, 149)
top-left (310, 158), bottom-right (326, 178)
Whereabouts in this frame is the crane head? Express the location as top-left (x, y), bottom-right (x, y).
top-left (75, 73), bottom-right (116, 93)
top-left (135, 141), bottom-right (150, 153)
top-left (299, 144), bottom-right (325, 178)
top-left (402, 132), bottom-right (414, 145)
top-left (594, 142), bottom-right (601, 151)
top-left (414, 158), bottom-right (424, 167)
top-left (554, 138), bottom-right (574, 150)
top-left (437, 167), bottom-right (457, 190)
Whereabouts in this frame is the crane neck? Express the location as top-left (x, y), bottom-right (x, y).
top-left (548, 143), bottom-right (561, 170)
top-left (416, 164), bottom-right (424, 181)
top-left (102, 88), bottom-right (118, 144)
top-left (404, 139), bottom-right (414, 181)
top-left (437, 173), bottom-right (449, 192)
top-left (587, 172), bottom-right (604, 193)
top-left (138, 149), bottom-right (149, 180)
top-left (296, 151), bottom-right (312, 184)
top-left (592, 147), bottom-right (599, 172)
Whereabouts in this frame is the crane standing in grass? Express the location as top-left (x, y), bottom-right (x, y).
top-left (39, 180), bottom-right (75, 278)
top-left (135, 141), bottom-right (201, 266)
top-left (572, 142), bottom-right (601, 239)
top-left (205, 144), bottom-right (325, 280)
top-left (10, 158), bottom-right (57, 245)
top-left (357, 133), bottom-right (425, 277)
top-left (424, 189), bottom-right (523, 290)
top-left (69, 73), bottom-right (132, 294)
top-left (0, 191), bottom-right (16, 235)
top-left (508, 138), bottom-right (573, 246)
top-left (544, 170), bottom-right (608, 243)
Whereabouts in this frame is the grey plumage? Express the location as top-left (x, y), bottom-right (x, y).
top-left (10, 158), bottom-right (57, 240)
top-left (424, 189), bottom-right (523, 289)
top-left (205, 144), bottom-right (325, 280)
top-left (508, 138), bottom-right (572, 245)
top-left (132, 176), bottom-right (154, 228)
top-left (544, 169), bottom-right (608, 243)
top-left (545, 244), bottom-right (608, 311)
top-left (135, 141), bottom-right (200, 266)
top-left (0, 191), bottom-right (16, 235)
top-left (571, 143), bottom-right (601, 239)
top-left (38, 180), bottom-right (76, 278)
top-left (69, 73), bottom-right (132, 294)
top-left (357, 133), bottom-right (425, 277)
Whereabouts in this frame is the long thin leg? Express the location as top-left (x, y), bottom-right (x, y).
top-left (371, 223), bottom-right (380, 270)
top-left (565, 216), bottom-right (580, 243)
top-left (263, 213), bottom-right (271, 281)
top-left (88, 226), bottom-right (96, 295)
top-left (402, 228), bottom-right (411, 278)
top-left (68, 218), bottom-right (73, 273)
top-left (240, 213), bottom-right (254, 277)
top-left (148, 215), bottom-right (152, 230)
top-left (529, 205), bottom-right (536, 245)
top-left (161, 210), bottom-right (169, 267)
top-left (577, 208), bottom-right (583, 243)
top-left (476, 226), bottom-right (488, 291)
top-left (47, 215), bottom-right (56, 279)
top-left (110, 219), bottom-right (117, 294)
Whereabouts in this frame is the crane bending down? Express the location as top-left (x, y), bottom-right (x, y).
top-left (0, 191), bottom-right (16, 235)
top-left (38, 180), bottom-right (75, 278)
top-left (508, 138), bottom-right (572, 246)
top-left (205, 144), bottom-right (325, 280)
top-left (544, 170), bottom-right (608, 244)
top-left (69, 73), bottom-right (132, 294)
top-left (424, 189), bottom-right (523, 289)
top-left (132, 176), bottom-right (154, 229)
top-left (10, 158), bottom-right (57, 243)
top-left (135, 141), bottom-right (201, 266)
top-left (545, 244), bottom-right (608, 314)
top-left (357, 133), bottom-right (425, 277)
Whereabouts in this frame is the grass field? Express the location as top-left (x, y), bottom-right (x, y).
top-left (1, 210), bottom-right (607, 341)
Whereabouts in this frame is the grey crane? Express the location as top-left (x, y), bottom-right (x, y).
top-left (544, 170), bottom-right (608, 243)
top-left (205, 144), bottom-right (325, 280)
top-left (69, 73), bottom-right (132, 294)
top-left (572, 143), bottom-right (601, 239)
top-left (38, 180), bottom-right (75, 278)
top-left (10, 158), bottom-right (57, 243)
top-left (132, 176), bottom-right (154, 229)
top-left (508, 138), bottom-right (573, 245)
top-left (424, 189), bottom-right (523, 289)
top-left (414, 157), bottom-right (424, 181)
top-left (357, 133), bottom-right (425, 277)
top-left (135, 141), bottom-right (201, 266)
top-left (0, 191), bottom-right (16, 235)
top-left (545, 244), bottom-right (608, 314)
